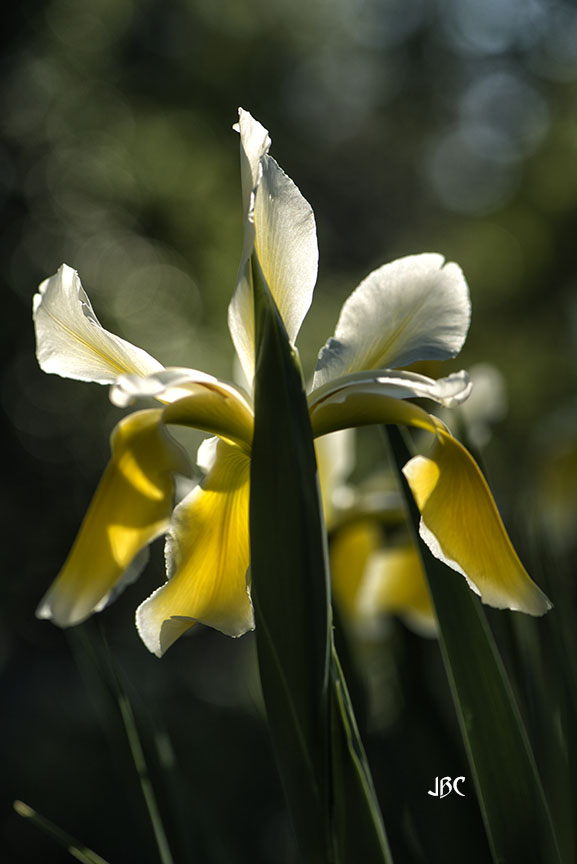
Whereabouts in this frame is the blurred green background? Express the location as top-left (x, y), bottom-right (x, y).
top-left (2, 1), bottom-right (577, 861)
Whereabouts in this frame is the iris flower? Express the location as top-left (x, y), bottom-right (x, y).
top-left (33, 109), bottom-right (551, 657)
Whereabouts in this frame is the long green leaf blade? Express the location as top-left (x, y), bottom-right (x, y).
top-left (386, 425), bottom-right (561, 864)
top-left (250, 257), bottom-right (332, 861)
top-left (329, 644), bottom-right (394, 864)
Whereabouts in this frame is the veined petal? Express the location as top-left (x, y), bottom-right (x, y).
top-left (358, 546), bottom-right (436, 636)
top-left (235, 107), bottom-right (271, 250)
top-left (253, 155), bottom-right (318, 345)
top-left (36, 410), bottom-right (190, 627)
top-left (136, 439), bottom-right (253, 657)
top-left (402, 432), bottom-right (552, 616)
top-left (313, 254), bottom-right (471, 389)
top-left (228, 109), bottom-right (271, 385)
top-left (33, 264), bottom-right (163, 384)
top-left (308, 369), bottom-right (472, 414)
top-left (229, 110), bottom-right (319, 385)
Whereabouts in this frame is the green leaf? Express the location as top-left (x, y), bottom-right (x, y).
top-left (329, 644), bottom-right (394, 864)
top-left (250, 256), bottom-right (332, 861)
top-left (385, 425), bottom-right (561, 864)
top-left (250, 255), bottom-right (393, 863)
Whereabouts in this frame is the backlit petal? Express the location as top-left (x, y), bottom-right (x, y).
top-left (109, 369), bottom-right (254, 450)
top-left (33, 264), bottom-right (163, 383)
top-left (228, 109), bottom-right (271, 385)
top-left (229, 110), bottom-right (318, 385)
top-left (253, 155), bottom-right (318, 345)
top-left (36, 410), bottom-right (190, 627)
top-left (136, 440), bottom-right (253, 656)
top-left (310, 387), bottom-right (440, 441)
top-left (403, 432), bottom-right (552, 616)
top-left (313, 254), bottom-right (471, 389)
top-left (309, 369), bottom-right (472, 415)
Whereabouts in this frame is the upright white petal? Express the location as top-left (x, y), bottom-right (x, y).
top-left (313, 254), bottom-right (471, 389)
top-left (34, 264), bottom-right (163, 384)
top-left (229, 110), bottom-right (318, 385)
top-left (234, 109), bottom-right (271, 251)
top-left (254, 155), bottom-right (318, 345)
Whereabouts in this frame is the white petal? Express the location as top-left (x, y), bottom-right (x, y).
top-left (254, 156), bottom-right (318, 343)
top-left (33, 264), bottom-right (164, 384)
top-left (229, 111), bottom-right (318, 385)
top-left (309, 369), bottom-right (472, 414)
top-left (313, 254), bottom-right (471, 389)
top-left (228, 260), bottom-right (255, 391)
top-left (234, 107), bottom-right (272, 245)
top-left (110, 367), bottom-right (245, 407)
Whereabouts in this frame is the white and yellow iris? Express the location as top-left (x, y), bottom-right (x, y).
top-left (33, 109), bottom-right (551, 657)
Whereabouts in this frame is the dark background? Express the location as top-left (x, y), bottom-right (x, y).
top-left (2, 1), bottom-right (576, 861)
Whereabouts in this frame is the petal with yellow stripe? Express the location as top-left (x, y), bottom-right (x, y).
top-left (136, 439), bottom-right (253, 657)
top-left (36, 409), bottom-right (190, 627)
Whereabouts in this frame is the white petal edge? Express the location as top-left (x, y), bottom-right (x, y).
top-left (34, 264), bottom-right (164, 384)
top-left (229, 112), bottom-right (319, 386)
top-left (110, 367), bottom-right (252, 411)
top-left (313, 253), bottom-right (471, 390)
top-left (309, 369), bottom-right (472, 413)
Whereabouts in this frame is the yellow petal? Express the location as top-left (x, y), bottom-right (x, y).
top-left (359, 546), bottom-right (436, 635)
top-left (330, 518), bottom-right (382, 617)
top-left (403, 431), bottom-right (552, 615)
top-left (163, 387), bottom-right (253, 452)
top-left (36, 410), bottom-right (190, 627)
top-left (136, 440), bottom-right (253, 656)
top-left (310, 387), bottom-right (439, 440)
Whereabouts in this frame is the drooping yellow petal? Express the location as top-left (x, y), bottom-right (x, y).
top-left (330, 518), bottom-right (382, 618)
top-left (136, 439), bottom-right (253, 657)
top-left (310, 384), bottom-right (551, 616)
top-left (36, 410), bottom-right (190, 627)
top-left (403, 432), bottom-right (552, 615)
top-left (358, 546), bottom-right (436, 635)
